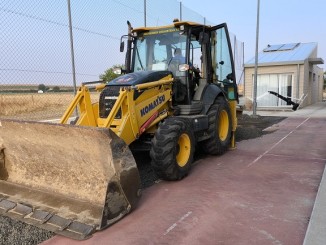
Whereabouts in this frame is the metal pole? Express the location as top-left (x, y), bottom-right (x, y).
top-left (253, 0), bottom-right (260, 116)
top-left (180, 1), bottom-right (182, 21)
top-left (242, 41), bottom-right (245, 88)
top-left (144, 0), bottom-right (147, 27)
top-left (233, 35), bottom-right (236, 65)
top-left (67, 0), bottom-right (77, 96)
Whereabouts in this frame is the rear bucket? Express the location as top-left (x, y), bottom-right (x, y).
top-left (0, 119), bottom-right (141, 240)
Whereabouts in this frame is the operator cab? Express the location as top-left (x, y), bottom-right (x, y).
top-left (119, 20), bottom-right (238, 106)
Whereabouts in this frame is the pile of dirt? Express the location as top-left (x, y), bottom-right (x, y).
top-left (0, 115), bottom-right (286, 245)
top-left (236, 114), bottom-right (285, 141)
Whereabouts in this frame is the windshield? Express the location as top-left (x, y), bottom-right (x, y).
top-left (133, 28), bottom-right (187, 72)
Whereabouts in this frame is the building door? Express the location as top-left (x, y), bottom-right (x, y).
top-left (256, 74), bottom-right (293, 107)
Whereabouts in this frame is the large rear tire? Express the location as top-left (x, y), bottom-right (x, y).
top-left (202, 96), bottom-right (232, 155)
top-left (150, 118), bottom-right (195, 180)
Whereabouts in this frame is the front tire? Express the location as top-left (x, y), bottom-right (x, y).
top-left (150, 118), bottom-right (195, 180)
top-left (202, 96), bottom-right (232, 155)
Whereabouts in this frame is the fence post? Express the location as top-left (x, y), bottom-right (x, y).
top-left (67, 0), bottom-right (78, 118)
top-left (144, 0), bottom-right (147, 27)
top-left (253, 0), bottom-right (260, 116)
top-left (179, 1), bottom-right (182, 21)
top-left (67, 0), bottom-right (77, 96)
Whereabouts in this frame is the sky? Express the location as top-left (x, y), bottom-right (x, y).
top-left (182, 0), bottom-right (325, 70)
top-left (1, 0), bottom-right (324, 87)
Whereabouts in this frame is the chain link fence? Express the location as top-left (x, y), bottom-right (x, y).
top-left (0, 0), bottom-right (244, 121)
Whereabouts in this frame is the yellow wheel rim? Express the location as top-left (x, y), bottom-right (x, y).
top-left (218, 110), bottom-right (229, 141)
top-left (176, 133), bottom-right (191, 167)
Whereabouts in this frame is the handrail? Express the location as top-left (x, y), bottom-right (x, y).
top-left (131, 79), bottom-right (173, 90)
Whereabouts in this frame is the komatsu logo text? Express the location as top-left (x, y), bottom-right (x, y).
top-left (140, 95), bottom-right (165, 117)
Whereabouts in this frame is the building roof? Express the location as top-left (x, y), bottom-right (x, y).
top-left (245, 42), bottom-right (324, 67)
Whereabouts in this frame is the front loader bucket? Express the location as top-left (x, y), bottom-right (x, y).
top-left (0, 119), bottom-right (141, 240)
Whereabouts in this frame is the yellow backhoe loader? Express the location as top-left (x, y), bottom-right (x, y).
top-left (0, 20), bottom-right (238, 240)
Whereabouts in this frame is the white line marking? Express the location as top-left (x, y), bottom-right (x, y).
top-left (39, 118), bottom-right (61, 122)
top-left (247, 117), bottom-right (310, 167)
top-left (266, 153), bottom-right (326, 162)
top-left (39, 116), bottom-right (77, 123)
top-left (163, 211), bottom-right (192, 236)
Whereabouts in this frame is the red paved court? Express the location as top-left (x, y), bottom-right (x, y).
top-left (43, 117), bottom-right (326, 245)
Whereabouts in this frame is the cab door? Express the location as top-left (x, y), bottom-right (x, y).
top-left (210, 23), bottom-right (238, 101)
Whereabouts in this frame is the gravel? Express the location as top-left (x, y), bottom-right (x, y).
top-left (0, 216), bottom-right (54, 245)
top-left (0, 115), bottom-right (285, 245)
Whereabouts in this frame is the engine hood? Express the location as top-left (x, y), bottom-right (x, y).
top-left (108, 70), bottom-right (172, 86)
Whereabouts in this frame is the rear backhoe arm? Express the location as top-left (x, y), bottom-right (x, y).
top-left (268, 91), bottom-right (299, 111)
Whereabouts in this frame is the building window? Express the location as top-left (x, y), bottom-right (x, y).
top-left (253, 74), bottom-right (293, 107)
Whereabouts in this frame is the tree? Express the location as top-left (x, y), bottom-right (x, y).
top-left (100, 64), bottom-right (124, 81)
top-left (53, 86), bottom-right (60, 92)
top-left (38, 84), bottom-right (47, 92)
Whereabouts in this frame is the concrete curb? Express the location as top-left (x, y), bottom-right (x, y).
top-left (303, 164), bottom-right (326, 245)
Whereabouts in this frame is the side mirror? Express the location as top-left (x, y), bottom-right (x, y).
top-left (120, 41), bottom-right (125, 52)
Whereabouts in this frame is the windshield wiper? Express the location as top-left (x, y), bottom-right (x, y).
top-left (135, 46), bottom-right (144, 70)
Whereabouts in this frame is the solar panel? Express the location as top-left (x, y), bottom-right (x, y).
top-left (279, 43), bottom-right (300, 51)
top-left (263, 44), bottom-right (283, 52)
top-left (263, 43), bottom-right (300, 52)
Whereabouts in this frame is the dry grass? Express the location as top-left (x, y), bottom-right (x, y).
top-left (0, 93), bottom-right (99, 120)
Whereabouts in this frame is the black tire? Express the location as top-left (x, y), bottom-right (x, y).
top-left (150, 118), bottom-right (195, 180)
top-left (202, 96), bottom-right (232, 155)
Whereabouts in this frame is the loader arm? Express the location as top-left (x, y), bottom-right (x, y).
top-left (60, 84), bottom-right (101, 126)
top-left (98, 78), bottom-right (173, 144)
top-left (61, 78), bottom-right (173, 145)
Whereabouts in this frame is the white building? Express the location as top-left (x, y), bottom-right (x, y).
top-left (244, 42), bottom-right (324, 109)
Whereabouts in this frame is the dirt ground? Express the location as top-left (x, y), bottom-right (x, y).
top-left (0, 114), bottom-right (285, 245)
